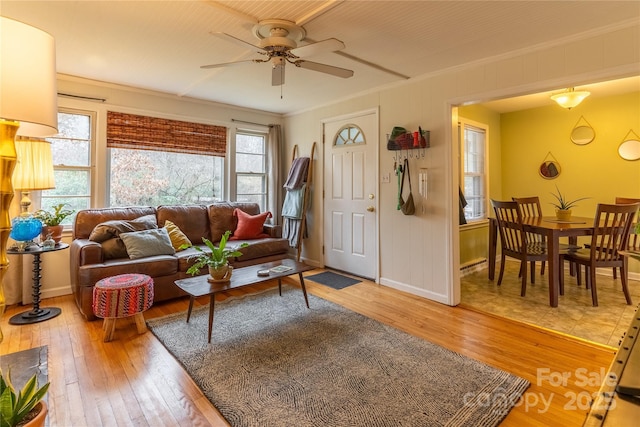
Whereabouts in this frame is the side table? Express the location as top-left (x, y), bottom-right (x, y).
top-left (7, 242), bottom-right (69, 324)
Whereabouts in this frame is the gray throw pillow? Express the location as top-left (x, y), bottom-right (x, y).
top-left (120, 228), bottom-right (175, 260)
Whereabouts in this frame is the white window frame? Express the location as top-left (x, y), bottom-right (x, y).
top-left (459, 119), bottom-right (489, 223)
top-left (231, 129), bottom-right (268, 211)
top-left (43, 107), bottom-right (96, 227)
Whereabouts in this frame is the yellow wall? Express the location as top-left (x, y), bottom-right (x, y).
top-left (501, 91), bottom-right (640, 217)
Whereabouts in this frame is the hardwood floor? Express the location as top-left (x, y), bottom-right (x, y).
top-left (0, 272), bottom-right (616, 426)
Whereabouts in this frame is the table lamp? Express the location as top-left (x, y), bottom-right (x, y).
top-left (1, 16), bottom-right (59, 343)
top-left (9, 137), bottom-right (56, 247)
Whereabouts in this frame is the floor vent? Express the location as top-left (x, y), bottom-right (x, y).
top-left (460, 259), bottom-right (487, 277)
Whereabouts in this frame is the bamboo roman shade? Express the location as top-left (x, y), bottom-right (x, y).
top-left (107, 111), bottom-right (227, 156)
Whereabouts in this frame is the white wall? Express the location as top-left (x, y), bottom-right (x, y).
top-left (283, 23), bottom-right (640, 305)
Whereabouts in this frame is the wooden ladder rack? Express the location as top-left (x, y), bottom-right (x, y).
top-left (288, 142), bottom-right (315, 261)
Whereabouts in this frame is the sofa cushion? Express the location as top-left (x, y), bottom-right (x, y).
top-left (89, 215), bottom-right (158, 242)
top-left (157, 205), bottom-right (210, 243)
top-left (164, 220), bottom-right (191, 250)
top-left (233, 238), bottom-right (289, 262)
top-left (230, 208), bottom-right (272, 240)
top-left (121, 228), bottom-right (176, 260)
top-left (208, 202), bottom-right (261, 243)
top-left (74, 206), bottom-right (156, 240)
top-left (175, 244), bottom-right (211, 273)
top-left (89, 215), bottom-right (159, 259)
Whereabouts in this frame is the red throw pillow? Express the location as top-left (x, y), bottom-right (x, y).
top-left (230, 209), bottom-right (272, 240)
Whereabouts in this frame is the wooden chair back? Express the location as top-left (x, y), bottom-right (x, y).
top-left (615, 197), bottom-right (640, 250)
top-left (492, 200), bottom-right (525, 256)
top-left (588, 203), bottom-right (639, 262)
top-left (513, 196), bottom-right (542, 218)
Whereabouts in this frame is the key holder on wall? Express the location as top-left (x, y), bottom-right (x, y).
top-left (539, 152), bottom-right (561, 179)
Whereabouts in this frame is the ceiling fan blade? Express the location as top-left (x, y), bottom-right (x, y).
top-left (295, 60), bottom-right (354, 78)
top-left (210, 31), bottom-right (265, 53)
top-left (290, 38), bottom-right (345, 58)
top-left (272, 62), bottom-right (285, 86)
top-left (200, 59), bottom-right (258, 70)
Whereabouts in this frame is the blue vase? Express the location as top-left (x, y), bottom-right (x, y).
top-left (10, 216), bottom-right (43, 241)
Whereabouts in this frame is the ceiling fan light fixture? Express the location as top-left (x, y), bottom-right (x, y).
top-left (550, 87), bottom-right (590, 109)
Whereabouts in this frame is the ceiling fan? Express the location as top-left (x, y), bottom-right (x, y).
top-left (201, 19), bottom-right (354, 86)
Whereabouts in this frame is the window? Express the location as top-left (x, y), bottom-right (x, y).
top-left (106, 111), bottom-right (225, 207)
top-left (234, 132), bottom-right (267, 211)
top-left (43, 109), bottom-right (95, 226)
top-left (335, 124), bottom-right (364, 146)
top-left (460, 120), bottom-right (488, 222)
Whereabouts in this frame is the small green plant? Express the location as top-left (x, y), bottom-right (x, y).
top-left (180, 230), bottom-right (248, 275)
top-left (0, 369), bottom-right (49, 427)
top-left (550, 186), bottom-right (589, 210)
top-left (33, 203), bottom-right (75, 226)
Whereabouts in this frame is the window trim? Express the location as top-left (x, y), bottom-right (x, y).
top-left (459, 118), bottom-right (489, 223)
top-left (43, 107), bottom-right (96, 228)
top-left (231, 129), bottom-right (268, 212)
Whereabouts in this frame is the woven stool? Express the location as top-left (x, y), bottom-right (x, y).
top-left (92, 274), bottom-right (154, 342)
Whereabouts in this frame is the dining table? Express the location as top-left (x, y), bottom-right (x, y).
top-left (488, 215), bottom-right (595, 307)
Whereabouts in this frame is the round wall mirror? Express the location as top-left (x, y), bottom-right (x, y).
top-left (618, 138), bottom-right (640, 161)
top-left (570, 125), bottom-right (595, 145)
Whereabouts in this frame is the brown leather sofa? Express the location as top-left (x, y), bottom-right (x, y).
top-left (70, 202), bottom-right (289, 320)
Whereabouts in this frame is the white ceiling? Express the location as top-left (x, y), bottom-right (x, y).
top-left (2, 1), bottom-right (639, 114)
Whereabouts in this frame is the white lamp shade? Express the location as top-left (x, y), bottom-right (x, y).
top-left (550, 88), bottom-right (590, 109)
top-left (12, 137), bottom-right (55, 190)
top-left (0, 16), bottom-right (58, 136)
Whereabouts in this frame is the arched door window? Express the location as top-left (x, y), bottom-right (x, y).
top-left (334, 124), bottom-right (365, 146)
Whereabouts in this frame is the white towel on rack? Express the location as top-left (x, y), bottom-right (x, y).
top-left (282, 184), bottom-right (306, 219)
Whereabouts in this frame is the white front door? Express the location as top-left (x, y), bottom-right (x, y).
top-left (323, 110), bottom-right (378, 280)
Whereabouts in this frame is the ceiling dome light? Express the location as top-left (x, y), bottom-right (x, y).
top-left (550, 87), bottom-right (590, 109)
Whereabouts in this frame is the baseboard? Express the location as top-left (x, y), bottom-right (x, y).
top-left (378, 277), bottom-right (451, 305)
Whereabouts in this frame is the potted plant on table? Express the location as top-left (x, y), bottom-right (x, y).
top-left (181, 230), bottom-right (248, 282)
top-left (33, 203), bottom-right (75, 243)
top-left (0, 369), bottom-right (50, 427)
top-left (550, 186), bottom-right (589, 221)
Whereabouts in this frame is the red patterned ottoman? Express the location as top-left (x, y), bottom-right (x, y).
top-left (92, 273), bottom-right (154, 342)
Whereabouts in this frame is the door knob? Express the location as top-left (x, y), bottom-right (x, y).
top-left (369, 194), bottom-right (375, 200)
top-left (366, 206), bottom-right (375, 212)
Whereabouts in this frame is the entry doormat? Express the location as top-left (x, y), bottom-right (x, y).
top-left (147, 287), bottom-right (529, 427)
top-left (305, 271), bottom-right (361, 289)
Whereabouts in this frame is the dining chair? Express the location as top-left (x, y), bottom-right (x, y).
top-left (615, 197), bottom-right (640, 249)
top-left (513, 196), bottom-right (580, 279)
top-left (513, 196), bottom-right (546, 278)
top-left (586, 197), bottom-right (640, 279)
top-left (491, 199), bottom-right (549, 296)
top-left (560, 203), bottom-right (639, 306)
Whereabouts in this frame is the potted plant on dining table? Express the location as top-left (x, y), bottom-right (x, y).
top-left (550, 186), bottom-right (589, 221)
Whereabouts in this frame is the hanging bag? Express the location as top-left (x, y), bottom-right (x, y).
top-left (399, 158), bottom-right (416, 215)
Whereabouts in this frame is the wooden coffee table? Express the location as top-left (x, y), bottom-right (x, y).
top-left (174, 258), bottom-right (315, 343)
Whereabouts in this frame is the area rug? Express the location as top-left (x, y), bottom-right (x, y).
top-left (305, 271), bottom-right (361, 289)
top-left (147, 287), bottom-right (529, 427)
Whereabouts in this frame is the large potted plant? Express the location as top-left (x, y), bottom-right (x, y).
top-left (550, 186), bottom-right (589, 221)
top-left (181, 230), bottom-right (248, 282)
top-left (33, 203), bottom-right (75, 243)
top-left (0, 369), bottom-right (50, 427)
